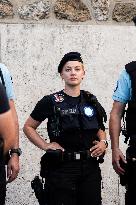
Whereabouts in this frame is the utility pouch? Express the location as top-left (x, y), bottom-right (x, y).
top-left (119, 159), bottom-right (128, 186)
top-left (120, 145), bottom-right (136, 186)
top-left (40, 149), bottom-right (63, 178)
top-left (31, 176), bottom-right (48, 205)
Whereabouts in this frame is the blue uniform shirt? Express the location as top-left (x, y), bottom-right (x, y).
top-left (112, 69), bottom-right (132, 104)
top-left (0, 63), bottom-right (15, 100)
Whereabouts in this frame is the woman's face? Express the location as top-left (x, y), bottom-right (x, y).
top-left (60, 61), bottom-right (85, 87)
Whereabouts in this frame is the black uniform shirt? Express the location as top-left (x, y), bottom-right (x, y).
top-left (0, 83), bottom-right (9, 114)
top-left (30, 91), bottom-right (101, 151)
top-left (30, 92), bottom-right (81, 122)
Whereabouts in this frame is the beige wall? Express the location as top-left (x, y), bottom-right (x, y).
top-left (1, 24), bottom-right (135, 204)
top-left (0, 1), bottom-right (135, 205)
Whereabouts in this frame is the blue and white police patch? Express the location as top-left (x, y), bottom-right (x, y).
top-left (84, 106), bottom-right (94, 117)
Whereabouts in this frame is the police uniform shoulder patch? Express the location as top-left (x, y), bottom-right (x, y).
top-left (54, 93), bottom-right (64, 103)
top-left (84, 106), bottom-right (94, 117)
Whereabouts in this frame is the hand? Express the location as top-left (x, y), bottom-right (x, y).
top-left (90, 140), bottom-right (106, 157)
top-left (7, 154), bottom-right (20, 183)
top-left (112, 148), bottom-right (127, 175)
top-left (44, 142), bottom-right (64, 152)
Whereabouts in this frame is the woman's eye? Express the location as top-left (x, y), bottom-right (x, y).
top-left (75, 68), bottom-right (80, 71)
top-left (66, 69), bottom-right (70, 72)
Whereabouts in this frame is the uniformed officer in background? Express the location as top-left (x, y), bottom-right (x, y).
top-left (0, 83), bottom-right (16, 205)
top-left (110, 61), bottom-right (136, 205)
top-left (0, 63), bottom-right (21, 183)
top-left (23, 52), bottom-right (108, 205)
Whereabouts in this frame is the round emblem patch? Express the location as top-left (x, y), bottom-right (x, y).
top-left (84, 107), bottom-right (94, 117)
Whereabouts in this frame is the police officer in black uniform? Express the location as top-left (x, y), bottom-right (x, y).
top-left (110, 61), bottom-right (136, 205)
top-left (23, 52), bottom-right (108, 205)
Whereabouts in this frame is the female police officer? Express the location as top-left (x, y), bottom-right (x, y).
top-left (23, 52), bottom-right (108, 205)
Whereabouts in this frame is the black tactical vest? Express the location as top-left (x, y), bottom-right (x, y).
top-left (47, 90), bottom-right (106, 150)
top-left (125, 61), bottom-right (136, 135)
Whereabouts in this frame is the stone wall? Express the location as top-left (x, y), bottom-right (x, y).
top-left (0, 1), bottom-right (135, 205)
top-left (0, 0), bottom-right (136, 25)
top-left (1, 24), bottom-right (135, 204)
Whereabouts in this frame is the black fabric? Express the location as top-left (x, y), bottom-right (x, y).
top-left (31, 90), bottom-right (105, 205)
top-left (124, 62), bottom-right (136, 204)
top-left (45, 159), bottom-right (101, 205)
top-left (125, 62), bottom-right (136, 135)
top-left (0, 139), bottom-right (6, 205)
top-left (58, 52), bottom-right (83, 73)
top-left (82, 91), bottom-right (107, 127)
top-left (126, 102), bottom-right (136, 135)
top-left (0, 163), bottom-right (6, 205)
top-left (125, 61), bottom-right (136, 100)
top-left (30, 95), bottom-right (52, 122)
top-left (0, 68), bottom-right (5, 88)
top-left (125, 159), bottom-right (136, 205)
top-left (0, 138), bottom-right (5, 205)
top-left (30, 90), bottom-right (105, 152)
top-left (0, 83), bottom-right (9, 114)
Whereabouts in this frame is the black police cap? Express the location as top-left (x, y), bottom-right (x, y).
top-left (58, 52), bottom-right (83, 73)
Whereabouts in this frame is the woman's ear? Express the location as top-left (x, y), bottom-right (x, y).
top-left (60, 73), bottom-right (63, 80)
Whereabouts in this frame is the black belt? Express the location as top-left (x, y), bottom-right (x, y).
top-left (45, 149), bottom-right (92, 161)
top-left (63, 150), bottom-right (92, 161)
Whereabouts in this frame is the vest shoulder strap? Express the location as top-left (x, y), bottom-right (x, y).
top-left (125, 61), bottom-right (136, 100)
top-left (82, 90), bottom-right (107, 124)
top-left (0, 67), bottom-right (5, 87)
top-left (125, 61), bottom-right (136, 73)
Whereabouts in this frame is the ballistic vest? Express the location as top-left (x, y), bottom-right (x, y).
top-left (47, 90), bottom-right (107, 150)
top-left (125, 61), bottom-right (136, 135)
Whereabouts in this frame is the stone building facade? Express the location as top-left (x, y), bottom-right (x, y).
top-left (0, 0), bottom-right (136, 24)
top-left (0, 0), bottom-right (135, 205)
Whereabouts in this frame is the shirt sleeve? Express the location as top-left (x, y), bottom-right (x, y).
top-left (112, 69), bottom-right (132, 104)
top-left (0, 83), bottom-right (10, 114)
top-left (30, 96), bottom-right (52, 122)
top-left (0, 64), bottom-right (15, 100)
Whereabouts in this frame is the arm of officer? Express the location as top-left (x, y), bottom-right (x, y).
top-left (0, 110), bottom-right (15, 154)
top-left (23, 116), bottom-right (64, 151)
top-left (3, 66), bottom-right (20, 183)
top-left (9, 100), bottom-right (19, 149)
top-left (7, 99), bottom-right (20, 183)
top-left (90, 129), bottom-right (107, 157)
top-left (109, 101), bottom-right (126, 175)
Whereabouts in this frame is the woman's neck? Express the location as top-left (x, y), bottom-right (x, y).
top-left (63, 86), bottom-right (80, 97)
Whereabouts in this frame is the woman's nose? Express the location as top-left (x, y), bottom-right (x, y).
top-left (71, 68), bottom-right (76, 74)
